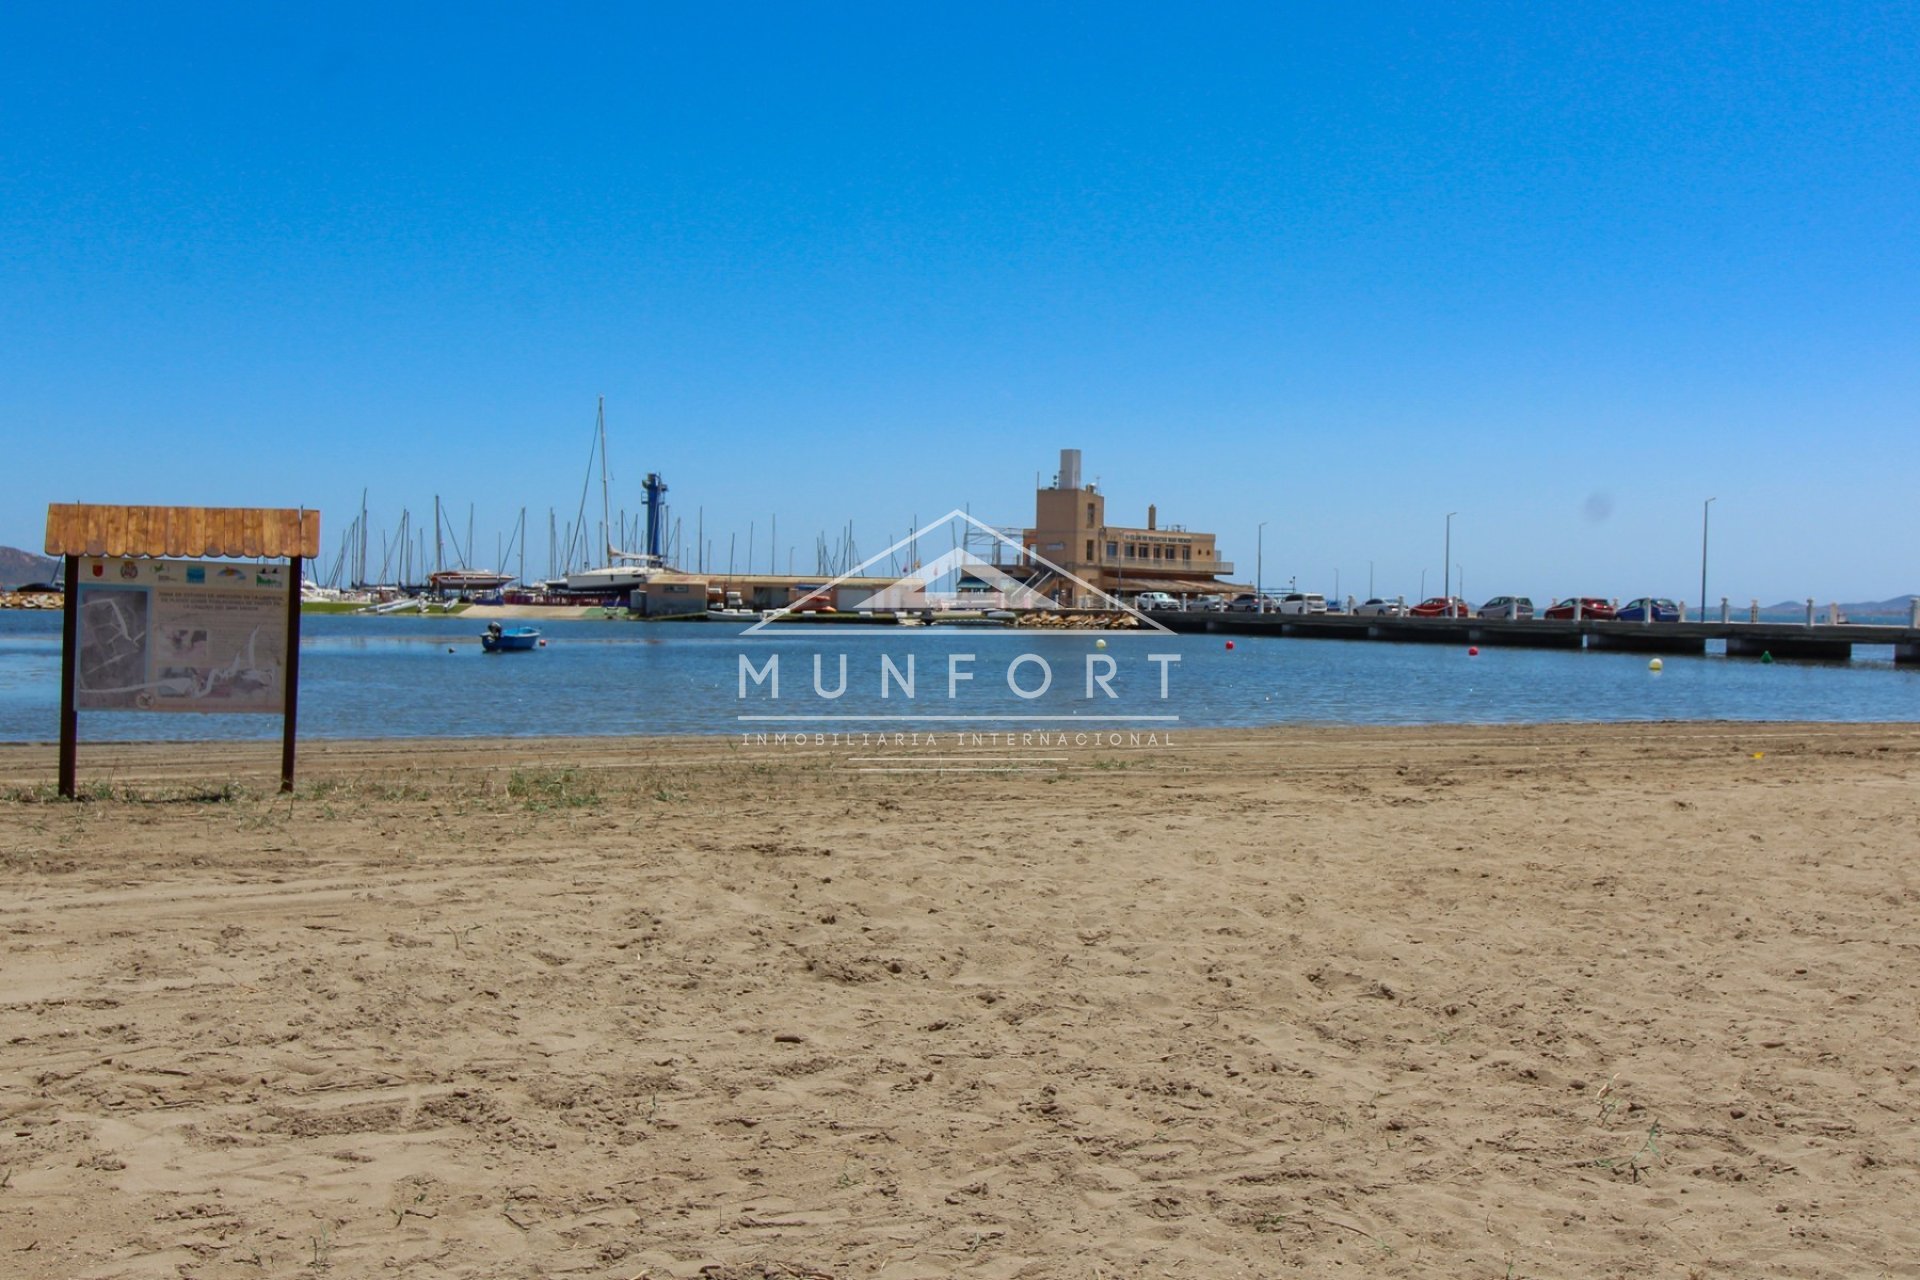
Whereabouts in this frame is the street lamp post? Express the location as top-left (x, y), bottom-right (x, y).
top-left (1444, 512), bottom-right (1457, 603)
top-left (1700, 497), bottom-right (1717, 619)
top-left (1257, 521), bottom-right (1267, 612)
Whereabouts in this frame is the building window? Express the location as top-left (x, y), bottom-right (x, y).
top-left (1086, 502), bottom-right (1096, 524)
top-left (1183, 547), bottom-right (1191, 561)
top-left (1085, 540), bottom-right (1094, 560)
top-left (1106, 541), bottom-right (1117, 558)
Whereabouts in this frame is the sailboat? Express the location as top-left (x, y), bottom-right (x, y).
top-left (559, 398), bottom-right (668, 595)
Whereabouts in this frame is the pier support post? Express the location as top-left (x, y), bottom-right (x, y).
top-left (1727, 633), bottom-right (1853, 662)
top-left (1589, 629), bottom-right (1706, 655)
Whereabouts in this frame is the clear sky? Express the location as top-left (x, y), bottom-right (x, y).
top-left (4, 3), bottom-right (1915, 604)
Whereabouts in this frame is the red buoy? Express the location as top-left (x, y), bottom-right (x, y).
top-left (1468, 646), bottom-right (1480, 656)
top-left (1225, 640), bottom-right (1235, 650)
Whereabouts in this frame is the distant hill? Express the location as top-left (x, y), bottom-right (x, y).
top-left (1757, 594), bottom-right (1915, 620)
top-left (0, 546), bottom-right (55, 589)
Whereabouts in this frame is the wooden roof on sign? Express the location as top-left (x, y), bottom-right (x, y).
top-left (44, 504), bottom-right (322, 559)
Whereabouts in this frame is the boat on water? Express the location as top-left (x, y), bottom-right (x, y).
top-left (481, 621), bottom-right (542, 653)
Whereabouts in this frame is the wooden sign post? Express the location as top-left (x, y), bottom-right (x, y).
top-left (45, 504), bottom-right (322, 798)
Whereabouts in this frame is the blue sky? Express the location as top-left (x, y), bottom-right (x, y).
top-left (4, 3), bottom-right (1915, 603)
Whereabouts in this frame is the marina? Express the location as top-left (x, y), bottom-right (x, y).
top-left (269, 444), bottom-right (1920, 679)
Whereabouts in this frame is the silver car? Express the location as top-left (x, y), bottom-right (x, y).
top-left (1477, 596), bottom-right (1535, 620)
top-left (1353, 598), bottom-right (1406, 617)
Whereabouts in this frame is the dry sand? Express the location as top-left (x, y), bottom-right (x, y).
top-left (1, 723), bottom-right (1916, 1279)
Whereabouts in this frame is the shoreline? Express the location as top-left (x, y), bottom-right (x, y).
top-left (8, 720), bottom-right (1920, 793)
top-left (5, 719), bottom-right (1920, 804)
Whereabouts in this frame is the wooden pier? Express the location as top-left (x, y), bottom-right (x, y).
top-left (1145, 611), bottom-right (1920, 664)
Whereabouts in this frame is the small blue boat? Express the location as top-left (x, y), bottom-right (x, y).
top-left (481, 621), bottom-right (542, 653)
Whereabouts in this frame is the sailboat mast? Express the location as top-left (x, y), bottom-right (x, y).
top-left (597, 395), bottom-right (613, 567)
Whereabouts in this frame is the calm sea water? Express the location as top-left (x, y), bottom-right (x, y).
top-left (1, 612), bottom-right (1916, 742)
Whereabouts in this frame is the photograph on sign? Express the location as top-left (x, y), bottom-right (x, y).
top-left (74, 558), bottom-right (289, 714)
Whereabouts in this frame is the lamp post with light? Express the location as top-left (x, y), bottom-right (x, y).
top-left (1700, 497), bottom-right (1716, 619)
top-left (1257, 521), bottom-right (1268, 612)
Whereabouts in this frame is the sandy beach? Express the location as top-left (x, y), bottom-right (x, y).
top-left (2, 722), bottom-right (1916, 1278)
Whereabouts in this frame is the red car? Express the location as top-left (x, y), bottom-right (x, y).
top-left (1543, 596), bottom-right (1615, 620)
top-left (1409, 596), bottom-right (1472, 618)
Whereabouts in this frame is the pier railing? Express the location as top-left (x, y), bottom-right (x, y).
top-left (1142, 610), bottom-right (1920, 665)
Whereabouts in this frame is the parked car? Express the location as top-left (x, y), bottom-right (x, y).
top-left (1226, 593), bottom-right (1262, 612)
top-left (1477, 595), bottom-right (1535, 620)
top-left (1274, 592), bottom-right (1328, 615)
top-left (1409, 596), bottom-right (1472, 618)
top-left (1617, 597), bottom-right (1681, 622)
top-left (1543, 597), bottom-right (1616, 621)
top-left (1353, 598), bottom-right (1406, 617)
top-left (1132, 591), bottom-right (1179, 610)
top-left (1191, 594), bottom-right (1229, 612)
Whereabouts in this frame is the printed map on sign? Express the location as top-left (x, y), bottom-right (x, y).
top-left (75, 558), bottom-right (289, 713)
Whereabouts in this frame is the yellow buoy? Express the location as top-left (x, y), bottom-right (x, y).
top-left (1649, 658), bottom-right (1663, 672)
top-left (1095, 637), bottom-right (1107, 649)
